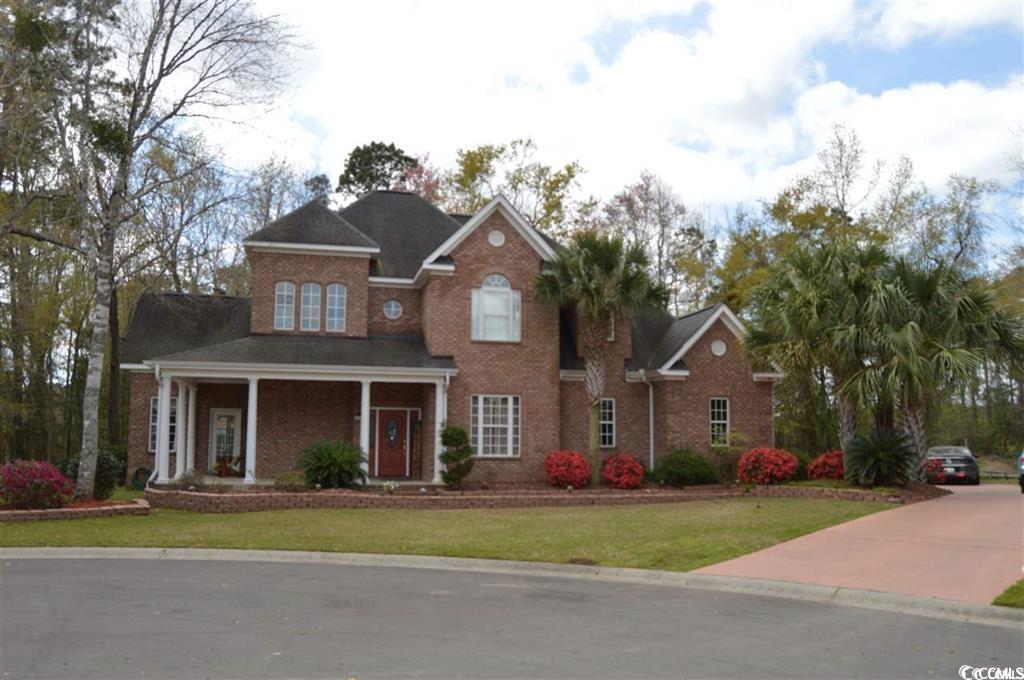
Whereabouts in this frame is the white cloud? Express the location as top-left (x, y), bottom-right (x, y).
top-left (199, 0), bottom-right (1021, 225)
top-left (865, 0), bottom-right (1021, 48)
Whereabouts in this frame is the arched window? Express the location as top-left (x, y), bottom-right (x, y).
top-left (300, 282), bottom-right (321, 331)
top-left (326, 283), bottom-right (347, 332)
top-left (472, 273), bottom-right (521, 342)
top-left (274, 282), bottom-right (295, 330)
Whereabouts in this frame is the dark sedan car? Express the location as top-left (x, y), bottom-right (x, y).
top-left (926, 446), bottom-right (980, 485)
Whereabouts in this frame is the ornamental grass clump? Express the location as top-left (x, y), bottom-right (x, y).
top-left (544, 450), bottom-right (590, 488)
top-left (299, 440), bottom-right (367, 489)
top-left (737, 448), bottom-right (799, 485)
top-left (807, 450), bottom-right (845, 480)
top-left (601, 453), bottom-right (645, 489)
top-left (1, 460), bottom-right (75, 509)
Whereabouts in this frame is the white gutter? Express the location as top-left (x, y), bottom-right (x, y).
top-left (641, 369), bottom-right (655, 470)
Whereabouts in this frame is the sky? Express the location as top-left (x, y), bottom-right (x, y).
top-left (201, 0), bottom-right (1022, 241)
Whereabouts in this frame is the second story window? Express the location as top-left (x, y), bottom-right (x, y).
top-left (326, 283), bottom-right (347, 332)
top-left (301, 282), bottom-right (321, 331)
top-left (471, 273), bottom-right (521, 342)
top-left (274, 282), bottom-right (295, 330)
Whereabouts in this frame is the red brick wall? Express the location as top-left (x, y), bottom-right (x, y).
top-left (422, 210), bottom-right (561, 483)
top-left (248, 249), bottom-right (370, 337)
top-left (653, 319), bottom-right (774, 457)
top-left (367, 286), bottom-right (423, 335)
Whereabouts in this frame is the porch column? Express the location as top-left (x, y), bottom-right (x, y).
top-left (359, 379), bottom-right (371, 478)
top-left (244, 377), bottom-right (258, 484)
top-left (186, 384), bottom-right (198, 473)
top-left (174, 381), bottom-right (187, 479)
top-left (156, 374), bottom-right (172, 483)
top-left (433, 379), bottom-right (445, 484)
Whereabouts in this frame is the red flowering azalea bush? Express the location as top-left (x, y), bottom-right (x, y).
top-left (737, 448), bottom-right (800, 485)
top-left (807, 450), bottom-right (844, 480)
top-left (1, 459), bottom-right (75, 509)
top-left (601, 453), bottom-right (645, 489)
top-left (923, 458), bottom-right (946, 485)
top-left (544, 450), bottom-right (591, 488)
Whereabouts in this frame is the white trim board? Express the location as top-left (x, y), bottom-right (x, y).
top-left (424, 195), bottom-right (556, 264)
top-left (243, 241), bottom-right (379, 257)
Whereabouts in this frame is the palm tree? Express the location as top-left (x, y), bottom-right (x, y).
top-left (844, 260), bottom-right (1024, 478)
top-left (535, 231), bottom-right (667, 484)
top-left (747, 243), bottom-right (888, 451)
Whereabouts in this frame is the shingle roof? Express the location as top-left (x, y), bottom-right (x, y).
top-left (151, 334), bottom-right (455, 370)
top-left (557, 304), bottom-right (725, 373)
top-left (122, 293), bottom-right (251, 363)
top-left (247, 200), bottom-right (379, 249)
top-left (340, 191), bottom-right (461, 278)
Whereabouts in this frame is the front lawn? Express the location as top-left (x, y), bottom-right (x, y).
top-left (0, 497), bottom-right (887, 572)
top-left (993, 579), bottom-right (1024, 608)
top-left (787, 479), bottom-right (900, 495)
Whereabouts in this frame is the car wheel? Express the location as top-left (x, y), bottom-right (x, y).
top-left (969, 477), bottom-right (980, 486)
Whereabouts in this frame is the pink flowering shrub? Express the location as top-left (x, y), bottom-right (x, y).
top-left (1, 460), bottom-right (75, 509)
top-left (807, 451), bottom-right (845, 480)
top-left (544, 450), bottom-right (591, 488)
top-left (601, 453), bottom-right (645, 489)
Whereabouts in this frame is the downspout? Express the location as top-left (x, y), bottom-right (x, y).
top-left (641, 369), bottom-right (654, 470)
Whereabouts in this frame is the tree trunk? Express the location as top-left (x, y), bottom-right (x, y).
top-left (837, 393), bottom-right (857, 452)
top-left (75, 225), bottom-right (114, 499)
top-left (107, 281), bottom-right (120, 447)
top-left (583, 356), bottom-right (606, 486)
top-left (900, 401), bottom-right (928, 482)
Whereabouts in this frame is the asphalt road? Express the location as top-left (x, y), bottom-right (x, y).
top-left (2, 558), bottom-right (1020, 679)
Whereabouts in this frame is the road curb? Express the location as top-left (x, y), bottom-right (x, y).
top-left (4, 546), bottom-right (1021, 629)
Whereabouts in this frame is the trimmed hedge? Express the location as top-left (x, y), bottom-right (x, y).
top-left (653, 449), bottom-right (721, 486)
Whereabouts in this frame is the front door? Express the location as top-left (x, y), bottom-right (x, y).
top-left (208, 408), bottom-right (242, 473)
top-left (376, 410), bottom-right (408, 477)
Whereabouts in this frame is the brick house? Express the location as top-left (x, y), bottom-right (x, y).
top-left (122, 191), bottom-right (780, 485)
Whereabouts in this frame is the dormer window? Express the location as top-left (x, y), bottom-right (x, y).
top-left (274, 282), bottom-right (295, 330)
top-left (471, 273), bottom-right (521, 342)
top-left (300, 282), bottom-right (321, 331)
top-left (326, 283), bottom-right (347, 332)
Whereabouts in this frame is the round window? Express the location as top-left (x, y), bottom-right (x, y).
top-left (487, 230), bottom-right (506, 247)
top-left (711, 339), bottom-right (727, 356)
top-left (383, 299), bottom-right (403, 320)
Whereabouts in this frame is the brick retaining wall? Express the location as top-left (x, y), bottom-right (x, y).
top-left (145, 484), bottom-right (943, 513)
top-left (0, 499), bottom-right (150, 522)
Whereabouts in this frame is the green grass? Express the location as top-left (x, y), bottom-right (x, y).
top-left (993, 579), bottom-right (1024, 608)
top-left (0, 497), bottom-right (887, 572)
top-left (109, 486), bottom-right (144, 502)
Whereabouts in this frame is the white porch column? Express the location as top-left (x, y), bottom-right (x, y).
top-left (186, 384), bottom-right (198, 473)
top-left (174, 381), bottom-right (187, 479)
top-left (359, 379), bottom-right (371, 478)
top-left (156, 374), bottom-right (172, 483)
top-left (432, 379), bottom-right (445, 484)
top-left (244, 377), bottom-right (258, 484)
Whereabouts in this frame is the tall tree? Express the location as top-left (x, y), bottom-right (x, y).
top-left (535, 231), bottom-right (667, 484)
top-left (335, 141), bottom-right (415, 197)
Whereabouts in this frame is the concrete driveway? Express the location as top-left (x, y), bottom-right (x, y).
top-left (3, 557), bottom-right (1020, 679)
top-left (698, 485), bottom-right (1023, 604)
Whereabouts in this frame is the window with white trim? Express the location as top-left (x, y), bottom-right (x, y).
top-left (599, 398), bottom-right (616, 448)
top-left (148, 396), bottom-right (178, 453)
top-left (274, 282), bottom-right (295, 330)
top-left (710, 397), bottom-right (730, 447)
top-left (470, 395), bottom-right (520, 457)
top-left (300, 282), bottom-right (321, 331)
top-left (326, 283), bottom-right (347, 332)
top-left (471, 274), bottom-right (521, 342)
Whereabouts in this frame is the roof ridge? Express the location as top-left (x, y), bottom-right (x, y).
top-left (673, 302), bottom-right (721, 321)
top-left (146, 291), bottom-right (251, 301)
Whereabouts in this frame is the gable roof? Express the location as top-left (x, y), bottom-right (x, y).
top-left (424, 195), bottom-right (557, 264)
top-left (122, 293), bottom-right (251, 364)
top-left (246, 200), bottom-right (379, 251)
top-left (653, 303), bottom-right (746, 372)
top-left (340, 191), bottom-right (462, 279)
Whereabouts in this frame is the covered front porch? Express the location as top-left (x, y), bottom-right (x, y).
top-left (149, 368), bottom-right (453, 485)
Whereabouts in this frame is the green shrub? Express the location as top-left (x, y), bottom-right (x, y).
top-left (57, 445), bottom-right (125, 500)
top-left (273, 470), bottom-right (309, 491)
top-left (844, 429), bottom-right (916, 487)
top-left (299, 440), bottom-right (367, 488)
top-left (653, 449), bottom-right (721, 486)
top-left (439, 425), bottom-right (474, 489)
